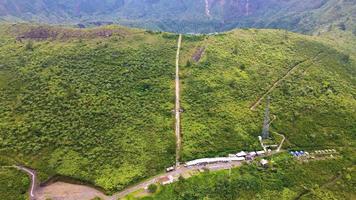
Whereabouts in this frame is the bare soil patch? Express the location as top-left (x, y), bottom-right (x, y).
top-left (192, 47), bottom-right (205, 62)
top-left (36, 182), bottom-right (110, 200)
top-left (10, 25), bottom-right (128, 41)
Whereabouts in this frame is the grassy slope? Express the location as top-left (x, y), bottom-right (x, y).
top-left (0, 24), bottom-right (177, 193)
top-left (179, 29), bottom-right (355, 161)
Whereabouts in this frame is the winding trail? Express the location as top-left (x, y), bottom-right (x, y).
top-left (15, 166), bottom-right (37, 200)
top-left (250, 53), bottom-right (322, 110)
top-left (175, 34), bottom-right (182, 166)
top-left (276, 132), bottom-right (286, 152)
top-left (269, 115), bottom-right (286, 152)
top-left (250, 61), bottom-right (304, 110)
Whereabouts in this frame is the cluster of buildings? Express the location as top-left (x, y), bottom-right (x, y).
top-left (231, 150), bottom-right (266, 160)
top-left (290, 149), bottom-right (338, 160)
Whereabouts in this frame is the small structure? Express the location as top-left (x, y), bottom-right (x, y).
top-left (236, 151), bottom-right (247, 157)
top-left (260, 159), bottom-right (269, 167)
top-left (249, 151), bottom-right (257, 156)
top-left (246, 151), bottom-right (257, 160)
top-left (256, 150), bottom-right (266, 156)
top-left (158, 175), bottom-right (174, 185)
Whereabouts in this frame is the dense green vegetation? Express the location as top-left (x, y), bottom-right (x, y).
top-left (0, 24), bottom-right (354, 199)
top-left (0, 24), bottom-right (177, 194)
top-left (0, 156), bottom-right (29, 200)
top-left (179, 29), bottom-right (355, 161)
top-left (141, 152), bottom-right (355, 200)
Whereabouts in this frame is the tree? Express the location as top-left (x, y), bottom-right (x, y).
top-left (283, 30), bottom-right (289, 40)
top-left (281, 188), bottom-right (297, 200)
top-left (148, 184), bottom-right (158, 193)
top-left (186, 60), bottom-right (192, 67)
top-left (338, 23), bottom-right (346, 31)
top-left (25, 40), bottom-right (34, 51)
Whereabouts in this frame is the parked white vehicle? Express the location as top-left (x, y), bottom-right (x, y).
top-left (166, 166), bottom-right (175, 172)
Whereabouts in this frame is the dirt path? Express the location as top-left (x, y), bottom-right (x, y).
top-left (268, 115), bottom-right (286, 152)
top-left (275, 131), bottom-right (286, 152)
top-left (15, 166), bottom-right (37, 200)
top-left (175, 34), bottom-right (182, 166)
top-left (250, 53), bottom-right (322, 110)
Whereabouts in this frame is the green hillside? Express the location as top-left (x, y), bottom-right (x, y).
top-left (0, 24), bottom-right (177, 193)
top-left (179, 29), bottom-right (355, 161)
top-left (0, 24), bottom-right (355, 198)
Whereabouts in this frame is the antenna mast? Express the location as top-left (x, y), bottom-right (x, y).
top-left (262, 96), bottom-right (271, 139)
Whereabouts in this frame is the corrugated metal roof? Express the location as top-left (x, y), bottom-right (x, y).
top-left (185, 157), bottom-right (245, 166)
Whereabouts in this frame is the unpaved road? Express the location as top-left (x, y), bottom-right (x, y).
top-left (175, 34), bottom-right (182, 166)
top-left (26, 161), bottom-right (243, 200)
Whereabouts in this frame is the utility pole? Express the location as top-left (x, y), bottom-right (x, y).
top-left (262, 96), bottom-right (271, 139)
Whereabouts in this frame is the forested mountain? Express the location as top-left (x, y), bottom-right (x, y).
top-left (0, 24), bottom-right (355, 199)
top-left (0, 0), bottom-right (355, 34)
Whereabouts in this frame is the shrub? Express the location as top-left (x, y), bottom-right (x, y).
top-left (25, 40), bottom-right (34, 51)
top-left (148, 184), bottom-right (158, 193)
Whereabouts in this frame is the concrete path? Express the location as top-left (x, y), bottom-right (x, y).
top-left (175, 34), bottom-right (182, 166)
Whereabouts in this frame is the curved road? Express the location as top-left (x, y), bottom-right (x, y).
top-left (19, 161), bottom-right (244, 200)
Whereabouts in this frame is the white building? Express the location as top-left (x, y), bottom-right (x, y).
top-left (185, 157), bottom-right (245, 167)
top-left (236, 151), bottom-right (247, 157)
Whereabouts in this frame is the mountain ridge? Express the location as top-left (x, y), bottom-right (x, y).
top-left (0, 0), bottom-right (355, 34)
